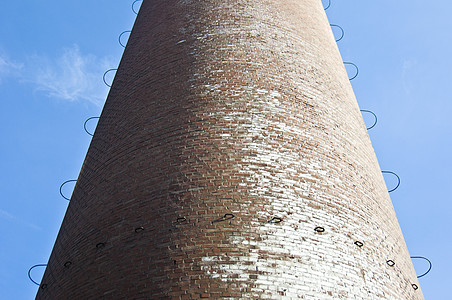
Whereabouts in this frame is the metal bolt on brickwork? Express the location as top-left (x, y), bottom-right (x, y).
top-left (268, 217), bottom-right (283, 223)
top-left (96, 242), bottom-right (106, 249)
top-left (212, 213), bottom-right (235, 224)
top-left (176, 217), bottom-right (187, 224)
top-left (135, 227), bottom-right (144, 233)
top-left (64, 261), bottom-right (72, 268)
top-left (314, 226), bottom-right (325, 233)
top-left (354, 241), bottom-right (364, 247)
top-left (412, 284), bottom-right (419, 290)
top-left (223, 213), bottom-right (234, 220)
top-left (387, 260), bottom-right (395, 267)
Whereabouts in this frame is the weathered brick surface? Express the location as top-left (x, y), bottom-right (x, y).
top-left (37, 0), bottom-right (423, 299)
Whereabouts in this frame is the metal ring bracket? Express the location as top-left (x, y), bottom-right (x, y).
top-left (212, 213), bottom-right (235, 224)
top-left (135, 227), bottom-right (144, 233)
top-left (176, 217), bottom-right (187, 224)
top-left (223, 213), bottom-right (235, 220)
top-left (314, 226), bottom-right (325, 233)
top-left (103, 69), bottom-right (117, 87)
top-left (28, 264), bottom-right (47, 286)
top-left (411, 256), bottom-right (432, 278)
top-left (354, 241), bottom-right (364, 247)
top-left (268, 217), bottom-right (283, 224)
top-left (382, 171), bottom-right (401, 193)
top-left (84, 116), bottom-right (99, 136)
top-left (360, 110), bottom-right (378, 130)
top-left (59, 180), bottom-right (77, 201)
top-left (330, 24), bottom-right (344, 42)
top-left (387, 260), bottom-right (395, 267)
top-left (344, 62), bottom-right (359, 80)
top-left (132, 0), bottom-right (142, 15)
top-left (119, 30), bottom-right (131, 48)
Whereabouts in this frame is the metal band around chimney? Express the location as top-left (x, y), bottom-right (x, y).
top-left (344, 62), bottom-right (359, 80)
top-left (28, 264), bottom-right (47, 286)
top-left (382, 171), bottom-right (401, 193)
top-left (411, 256), bottom-right (432, 278)
top-left (59, 180), bottom-right (77, 201)
top-left (360, 110), bottom-right (378, 130)
top-left (330, 24), bottom-right (344, 42)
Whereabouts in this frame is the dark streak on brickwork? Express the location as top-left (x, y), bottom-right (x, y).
top-left (37, 0), bottom-right (423, 299)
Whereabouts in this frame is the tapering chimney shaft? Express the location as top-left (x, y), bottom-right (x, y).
top-left (37, 0), bottom-right (423, 299)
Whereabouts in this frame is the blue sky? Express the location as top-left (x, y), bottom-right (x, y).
top-left (0, 0), bottom-right (449, 298)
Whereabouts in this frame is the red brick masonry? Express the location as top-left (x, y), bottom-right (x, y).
top-left (37, 0), bottom-right (423, 299)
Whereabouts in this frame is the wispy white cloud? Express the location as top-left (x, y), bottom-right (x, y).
top-left (0, 209), bottom-right (42, 231)
top-left (0, 209), bottom-right (14, 220)
top-left (26, 45), bottom-right (113, 106)
top-left (1, 45), bottom-right (115, 106)
top-left (0, 51), bottom-right (23, 82)
top-left (401, 58), bottom-right (418, 95)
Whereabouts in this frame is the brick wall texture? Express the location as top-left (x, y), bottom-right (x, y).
top-left (36, 0), bottom-right (424, 299)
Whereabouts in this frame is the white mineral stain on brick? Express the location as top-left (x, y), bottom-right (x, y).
top-left (199, 86), bottom-right (335, 297)
top-left (38, 0), bottom-right (423, 298)
top-left (195, 79), bottom-right (419, 298)
top-left (186, 4), bottom-right (420, 299)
